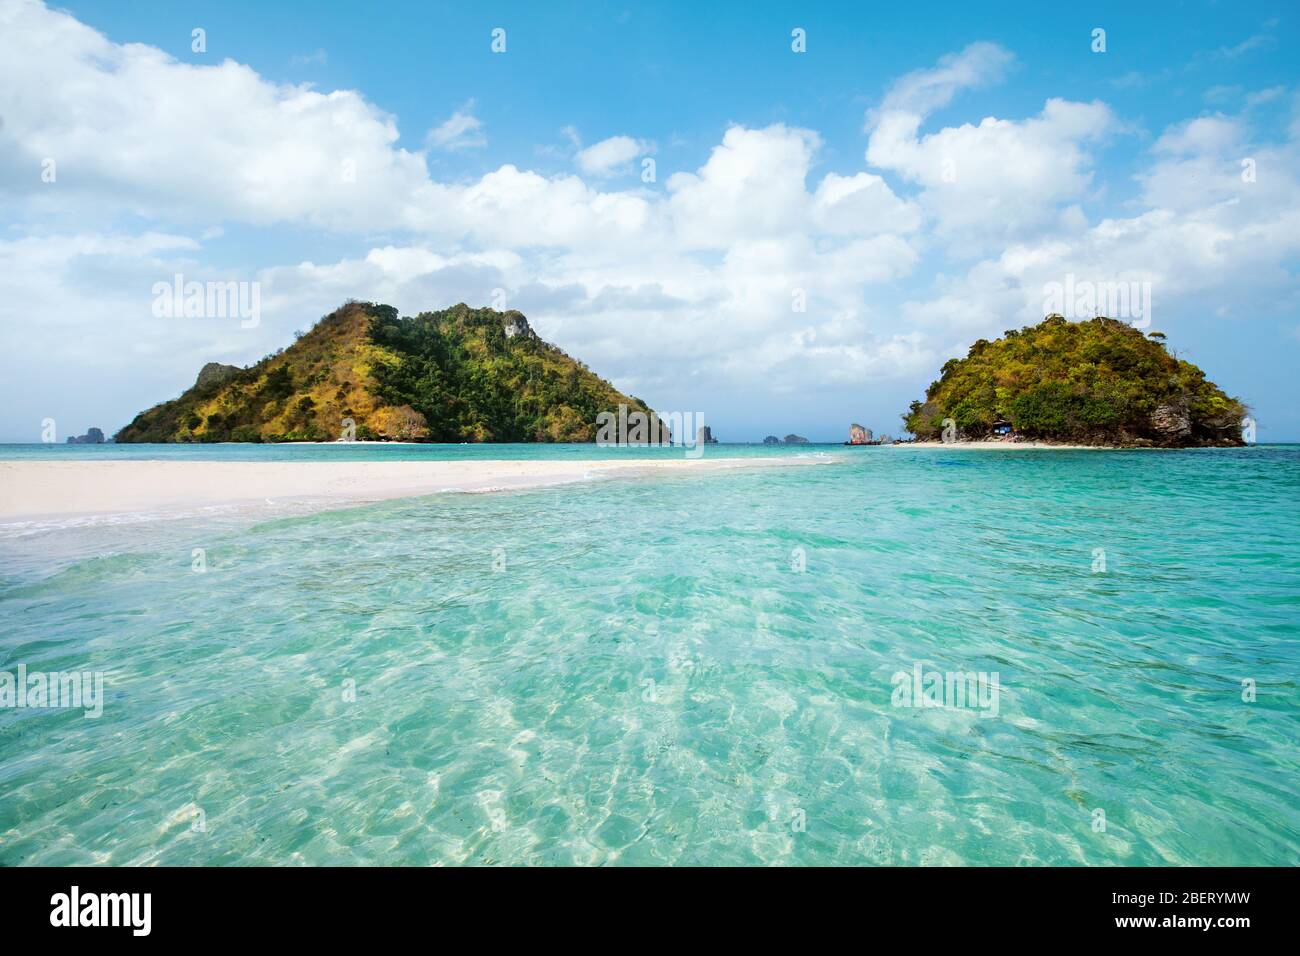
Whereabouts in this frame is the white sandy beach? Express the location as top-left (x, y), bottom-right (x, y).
top-left (0, 457), bottom-right (809, 522)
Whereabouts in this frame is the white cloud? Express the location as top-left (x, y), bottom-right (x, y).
top-left (0, 0), bottom-right (429, 230)
top-left (574, 135), bottom-right (648, 176)
top-left (873, 42), bottom-right (1014, 120)
top-left (900, 120), bottom-right (1300, 349)
top-left (863, 44), bottom-right (1114, 252)
top-left (290, 49), bottom-right (328, 67)
top-left (427, 101), bottom-right (486, 151)
top-left (1214, 34), bottom-right (1274, 60)
top-left (0, 229), bottom-right (265, 440)
top-left (867, 55), bottom-right (1113, 250)
top-left (1153, 116), bottom-right (1242, 156)
top-left (435, 166), bottom-right (661, 249)
top-left (667, 125), bottom-right (825, 250)
top-left (812, 172), bottom-right (922, 236)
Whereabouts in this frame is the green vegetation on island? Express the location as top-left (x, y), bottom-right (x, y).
top-left (116, 302), bottom-right (660, 443)
top-left (902, 315), bottom-right (1246, 446)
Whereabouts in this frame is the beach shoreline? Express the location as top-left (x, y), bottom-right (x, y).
top-left (901, 441), bottom-right (1140, 450)
top-left (0, 456), bottom-right (817, 524)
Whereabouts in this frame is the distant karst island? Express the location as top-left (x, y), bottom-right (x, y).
top-left (116, 302), bottom-right (665, 444)
top-left (762, 434), bottom-right (809, 445)
top-left (66, 427), bottom-right (107, 444)
top-left (902, 315), bottom-right (1247, 447)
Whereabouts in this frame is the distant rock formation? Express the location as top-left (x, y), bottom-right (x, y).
top-left (66, 427), bottom-right (105, 444)
top-left (699, 426), bottom-right (719, 444)
top-left (848, 423), bottom-right (871, 444)
top-left (762, 433), bottom-right (811, 445)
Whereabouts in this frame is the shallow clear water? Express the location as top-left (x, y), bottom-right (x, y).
top-left (1, 445), bottom-right (1297, 865)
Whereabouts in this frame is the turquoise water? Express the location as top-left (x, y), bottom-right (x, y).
top-left (1, 445), bottom-right (1297, 865)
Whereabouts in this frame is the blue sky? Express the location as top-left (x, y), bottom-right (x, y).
top-left (2, 0), bottom-right (1298, 441)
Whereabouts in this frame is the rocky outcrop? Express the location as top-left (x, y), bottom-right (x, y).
top-left (1149, 402), bottom-right (1191, 441)
top-left (369, 404), bottom-right (429, 441)
top-left (762, 435), bottom-right (780, 444)
top-left (195, 362), bottom-right (241, 389)
top-left (1199, 407), bottom-right (1245, 439)
top-left (848, 423), bottom-right (871, 444)
top-left (783, 434), bottom-right (809, 444)
top-left (502, 311), bottom-right (533, 339)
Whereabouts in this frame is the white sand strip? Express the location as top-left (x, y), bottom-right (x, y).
top-left (0, 457), bottom-right (810, 522)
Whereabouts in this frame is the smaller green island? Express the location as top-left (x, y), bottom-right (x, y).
top-left (902, 315), bottom-right (1246, 447)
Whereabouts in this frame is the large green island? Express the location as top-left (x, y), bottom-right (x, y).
top-left (117, 302), bottom-right (661, 443)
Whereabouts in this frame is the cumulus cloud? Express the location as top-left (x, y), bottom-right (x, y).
top-left (667, 125), bottom-right (825, 249)
top-left (0, 0), bottom-right (429, 230)
top-left (900, 119), bottom-right (1300, 350)
top-left (1153, 115), bottom-right (1243, 156)
top-left (864, 44), bottom-right (1114, 252)
top-left (574, 135), bottom-right (649, 176)
top-left (434, 165), bottom-right (661, 249)
top-left (868, 98), bottom-right (1113, 249)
